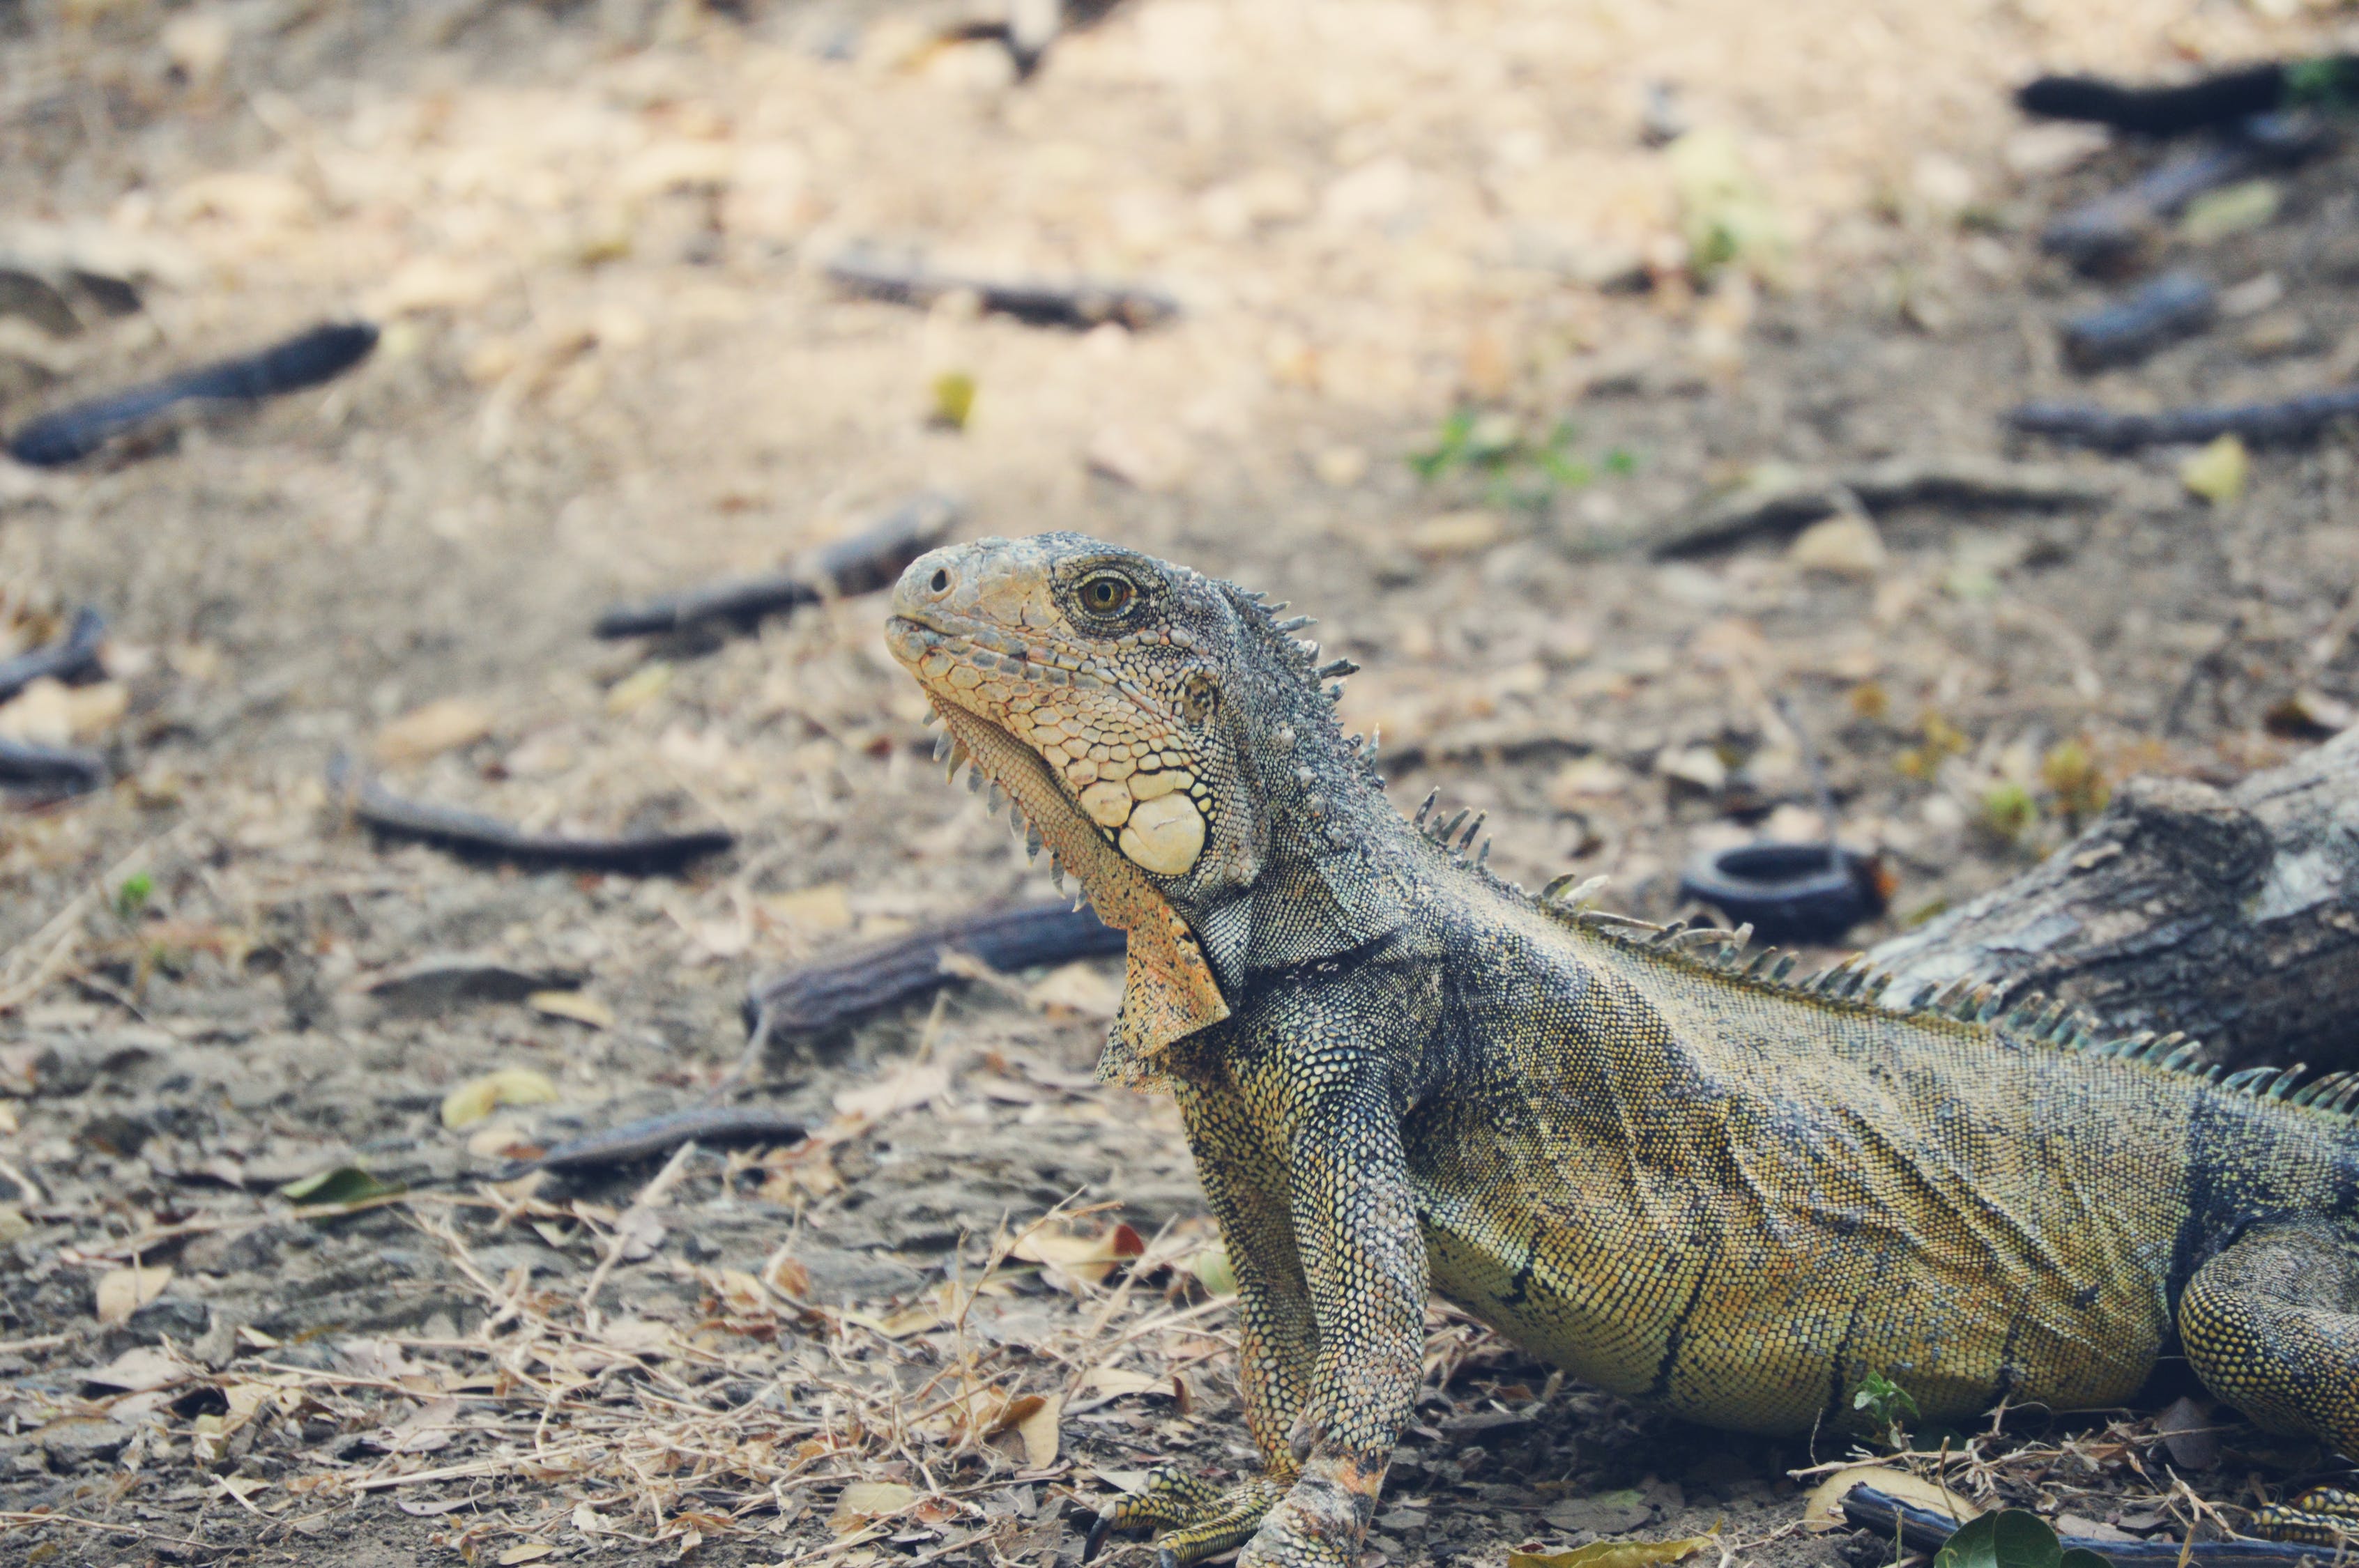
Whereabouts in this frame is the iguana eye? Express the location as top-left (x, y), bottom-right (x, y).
top-left (1077, 574), bottom-right (1136, 617)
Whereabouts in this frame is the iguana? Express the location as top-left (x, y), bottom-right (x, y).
top-left (886, 532), bottom-right (2359, 1567)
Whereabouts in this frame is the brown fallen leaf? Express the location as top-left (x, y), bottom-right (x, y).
top-left (374, 696), bottom-right (496, 764)
top-left (1014, 1221), bottom-right (1146, 1290)
top-left (95, 1264), bottom-right (173, 1325)
top-left (1509, 1531), bottom-right (1717, 1568)
top-left (1015, 1392), bottom-right (1062, 1468)
top-left (834, 1480), bottom-right (918, 1530)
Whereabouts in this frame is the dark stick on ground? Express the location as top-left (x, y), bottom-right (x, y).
top-left (2061, 270), bottom-right (2218, 372)
top-left (2017, 63), bottom-right (2309, 137)
top-left (825, 249), bottom-right (1179, 330)
top-left (1840, 1486), bottom-right (2323, 1567)
top-left (2008, 385), bottom-right (2359, 451)
top-left (5, 321), bottom-right (379, 468)
top-left (0, 607), bottom-right (106, 705)
top-left (591, 492), bottom-right (963, 640)
top-left (2038, 114), bottom-right (2332, 270)
top-left (490, 1106), bottom-right (807, 1180)
top-left (742, 898), bottom-right (1126, 1043)
top-left (0, 736), bottom-right (107, 797)
top-left (328, 753), bottom-right (735, 876)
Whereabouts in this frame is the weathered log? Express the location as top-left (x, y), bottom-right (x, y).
top-left (1868, 728), bottom-right (2359, 1070)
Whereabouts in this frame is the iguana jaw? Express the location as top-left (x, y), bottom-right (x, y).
top-left (885, 605), bottom-right (1232, 1073)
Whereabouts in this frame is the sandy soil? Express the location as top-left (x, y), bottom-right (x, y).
top-left (6, 0), bottom-right (2359, 1562)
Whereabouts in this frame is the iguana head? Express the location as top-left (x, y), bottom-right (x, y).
top-left (887, 533), bottom-right (1404, 1081)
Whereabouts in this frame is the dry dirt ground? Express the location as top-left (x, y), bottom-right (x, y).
top-left (8, 0), bottom-right (2359, 1563)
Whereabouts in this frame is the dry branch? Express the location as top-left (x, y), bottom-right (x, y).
top-left (1869, 728), bottom-right (2359, 1070)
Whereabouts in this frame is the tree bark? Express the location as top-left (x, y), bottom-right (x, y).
top-left (1866, 728), bottom-right (2359, 1071)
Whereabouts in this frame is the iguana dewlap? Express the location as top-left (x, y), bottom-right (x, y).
top-left (888, 533), bottom-right (2359, 1567)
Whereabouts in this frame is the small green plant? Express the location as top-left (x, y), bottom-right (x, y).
top-left (2287, 56), bottom-right (2358, 114)
top-left (1932, 1509), bottom-right (2112, 1568)
top-left (1980, 781), bottom-right (2038, 845)
top-left (114, 872), bottom-right (153, 923)
top-left (1408, 409), bottom-right (1633, 515)
top-left (1853, 1370), bottom-right (1920, 1447)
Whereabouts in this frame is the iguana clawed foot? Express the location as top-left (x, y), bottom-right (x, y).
top-left (1083, 1466), bottom-right (1289, 1567)
top-left (2255, 1486), bottom-right (2359, 1544)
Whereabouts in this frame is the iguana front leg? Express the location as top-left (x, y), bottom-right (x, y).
top-left (1089, 1074), bottom-right (1316, 1565)
top-left (1231, 984), bottom-right (1428, 1568)
top-left (1092, 985), bottom-right (1429, 1568)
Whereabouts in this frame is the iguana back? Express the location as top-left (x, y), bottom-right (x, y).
top-left (1412, 888), bottom-right (2358, 1435)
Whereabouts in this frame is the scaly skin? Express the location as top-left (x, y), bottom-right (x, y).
top-left (887, 534), bottom-right (2359, 1565)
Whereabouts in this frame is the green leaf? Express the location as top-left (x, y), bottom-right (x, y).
top-left (279, 1165), bottom-right (403, 1208)
top-left (1934, 1510), bottom-right (2075, 1568)
top-left (2059, 1551), bottom-right (2117, 1568)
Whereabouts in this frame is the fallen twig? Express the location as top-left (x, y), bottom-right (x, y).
top-left (825, 249), bottom-right (1178, 330)
top-left (0, 1511), bottom-right (218, 1551)
top-left (2008, 385), bottom-right (2359, 452)
top-left (0, 606), bottom-right (105, 705)
top-left (328, 753), bottom-right (734, 876)
top-left (580, 1139), bottom-right (699, 1319)
top-left (1653, 455), bottom-right (2113, 557)
top-left (1841, 1485), bottom-right (2325, 1567)
top-left (592, 493), bottom-right (963, 640)
top-left (742, 898), bottom-right (1124, 1043)
top-left (2019, 59), bottom-right (2356, 137)
top-left (2037, 114), bottom-right (2330, 270)
top-left (2063, 270), bottom-right (2217, 372)
top-left (6, 321), bottom-right (378, 467)
top-left (491, 1106), bottom-right (807, 1180)
top-left (0, 735), bottom-right (105, 797)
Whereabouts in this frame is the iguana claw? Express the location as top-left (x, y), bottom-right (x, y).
top-left (1085, 1467), bottom-right (1289, 1567)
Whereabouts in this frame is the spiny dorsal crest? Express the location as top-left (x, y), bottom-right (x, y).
top-left (1522, 869), bottom-right (2359, 1123)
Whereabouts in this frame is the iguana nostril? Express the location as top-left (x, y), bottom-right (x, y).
top-left (930, 568), bottom-right (951, 594)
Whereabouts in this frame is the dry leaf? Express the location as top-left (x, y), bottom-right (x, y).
top-left (1407, 510), bottom-right (1504, 560)
top-left (527, 990), bottom-right (613, 1029)
top-left (95, 1265), bottom-right (173, 1325)
top-left (605, 662), bottom-right (672, 716)
top-left (833, 1060), bottom-right (950, 1122)
top-left (2179, 434), bottom-right (2248, 507)
top-left (1509, 1531), bottom-right (1716, 1568)
top-left (441, 1067), bottom-right (561, 1129)
top-left (1015, 1392), bottom-right (1062, 1468)
top-left (465, 1121), bottom-right (539, 1160)
top-left (498, 1544), bottom-right (558, 1565)
top-left (61, 680), bottom-right (128, 739)
top-left (0, 677), bottom-right (72, 744)
top-left (374, 696), bottom-right (495, 764)
top-left (765, 883), bottom-right (853, 933)
top-left (1802, 1466), bottom-right (1978, 1532)
top-left (82, 1345), bottom-right (188, 1391)
top-left (1025, 961), bottom-right (1123, 1019)
top-left (1084, 1366), bottom-right (1170, 1399)
top-left (1014, 1222), bottom-right (1146, 1289)
top-left (763, 1250), bottom-right (812, 1299)
top-left (834, 1480), bottom-right (917, 1529)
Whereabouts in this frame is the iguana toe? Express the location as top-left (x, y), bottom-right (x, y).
top-left (1089, 1468), bottom-right (1290, 1567)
